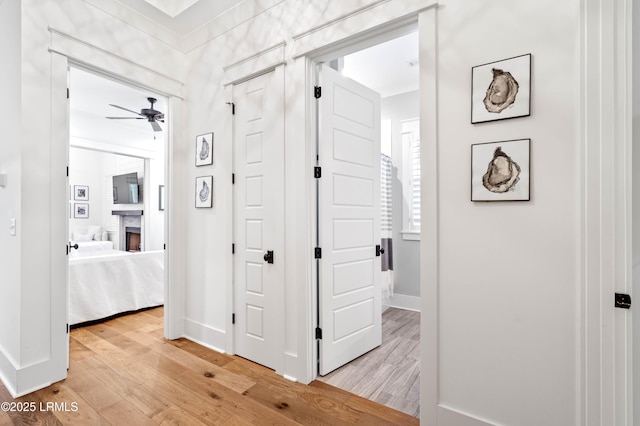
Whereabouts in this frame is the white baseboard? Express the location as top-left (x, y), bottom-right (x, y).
top-left (0, 346), bottom-right (18, 397)
top-left (437, 405), bottom-right (496, 426)
top-left (385, 294), bottom-right (421, 312)
top-left (183, 318), bottom-right (226, 354)
top-left (0, 348), bottom-right (67, 398)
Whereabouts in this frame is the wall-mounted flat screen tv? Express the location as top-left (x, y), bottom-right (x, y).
top-left (112, 172), bottom-right (141, 204)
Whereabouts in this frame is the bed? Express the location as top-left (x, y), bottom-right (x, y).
top-left (69, 249), bottom-right (164, 325)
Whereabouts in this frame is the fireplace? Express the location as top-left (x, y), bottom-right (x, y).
top-left (112, 210), bottom-right (143, 252)
top-left (125, 227), bottom-right (141, 252)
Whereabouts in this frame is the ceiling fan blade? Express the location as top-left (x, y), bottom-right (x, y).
top-left (106, 116), bottom-right (145, 119)
top-left (108, 104), bottom-right (143, 116)
top-left (150, 120), bottom-right (162, 132)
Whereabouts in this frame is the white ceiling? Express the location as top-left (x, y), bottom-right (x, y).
top-left (69, 67), bottom-right (167, 148)
top-left (110, 0), bottom-right (245, 36)
top-left (342, 31), bottom-right (419, 98)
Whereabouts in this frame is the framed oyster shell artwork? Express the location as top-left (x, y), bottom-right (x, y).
top-left (471, 138), bottom-right (530, 201)
top-left (471, 54), bottom-right (531, 124)
top-left (195, 176), bottom-right (213, 208)
top-left (195, 132), bottom-right (213, 166)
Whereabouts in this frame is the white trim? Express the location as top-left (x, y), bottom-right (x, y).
top-left (183, 318), bottom-right (227, 353)
top-left (385, 294), bottom-right (421, 312)
top-left (581, 0), bottom-right (633, 424)
top-left (163, 95), bottom-right (185, 340)
top-left (291, 0), bottom-right (391, 42)
top-left (48, 27), bottom-right (184, 98)
top-left (437, 405), bottom-right (496, 426)
top-left (420, 6), bottom-right (440, 424)
top-left (292, 1), bottom-right (435, 60)
top-left (222, 41), bottom-right (287, 86)
top-left (401, 231), bottom-right (420, 241)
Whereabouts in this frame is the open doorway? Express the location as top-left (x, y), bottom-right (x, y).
top-left (67, 66), bottom-right (167, 330)
top-left (313, 30), bottom-right (421, 418)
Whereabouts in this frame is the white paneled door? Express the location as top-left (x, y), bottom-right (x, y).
top-left (318, 64), bottom-right (382, 375)
top-left (233, 69), bottom-right (284, 371)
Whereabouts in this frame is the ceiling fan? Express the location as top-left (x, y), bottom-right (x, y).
top-left (106, 97), bottom-right (164, 132)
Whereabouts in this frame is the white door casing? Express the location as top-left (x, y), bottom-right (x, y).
top-left (317, 64), bottom-right (382, 375)
top-left (233, 68), bottom-right (285, 371)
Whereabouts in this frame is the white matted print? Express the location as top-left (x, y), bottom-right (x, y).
top-left (195, 176), bottom-right (213, 208)
top-left (471, 138), bottom-right (530, 201)
top-left (74, 185), bottom-right (89, 201)
top-left (195, 132), bottom-right (213, 166)
top-left (74, 203), bottom-right (90, 218)
top-left (472, 54), bottom-right (531, 124)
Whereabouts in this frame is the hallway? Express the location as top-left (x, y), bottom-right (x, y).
top-left (0, 308), bottom-right (418, 425)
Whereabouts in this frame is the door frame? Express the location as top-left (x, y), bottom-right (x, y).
top-left (302, 15), bottom-right (432, 385)
top-left (50, 31), bottom-right (186, 383)
top-left (581, 0), bottom-right (634, 424)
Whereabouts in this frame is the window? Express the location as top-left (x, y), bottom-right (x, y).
top-left (401, 118), bottom-right (420, 240)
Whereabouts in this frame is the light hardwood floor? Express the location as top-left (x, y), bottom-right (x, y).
top-left (316, 308), bottom-right (420, 418)
top-left (0, 307), bottom-right (418, 425)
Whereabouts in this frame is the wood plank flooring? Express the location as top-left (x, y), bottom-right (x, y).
top-left (0, 307), bottom-right (418, 425)
top-left (316, 308), bottom-right (420, 418)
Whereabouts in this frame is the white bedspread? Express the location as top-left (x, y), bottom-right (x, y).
top-left (71, 240), bottom-right (114, 257)
top-left (69, 250), bottom-right (164, 325)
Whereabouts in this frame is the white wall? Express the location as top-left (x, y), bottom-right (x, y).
top-left (429, 1), bottom-right (579, 424)
top-left (382, 91), bottom-right (420, 299)
top-left (0, 0), bottom-right (23, 385)
top-left (69, 148), bottom-right (106, 235)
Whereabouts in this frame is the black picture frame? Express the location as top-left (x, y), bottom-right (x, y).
top-left (195, 176), bottom-right (213, 208)
top-left (471, 138), bottom-right (531, 202)
top-left (195, 132), bottom-right (213, 166)
top-left (471, 54), bottom-right (531, 124)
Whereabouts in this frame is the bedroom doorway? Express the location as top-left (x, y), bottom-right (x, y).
top-left (311, 28), bottom-right (421, 417)
top-left (67, 66), bottom-right (167, 329)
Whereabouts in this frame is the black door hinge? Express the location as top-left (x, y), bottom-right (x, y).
top-left (66, 324), bottom-right (69, 334)
top-left (66, 88), bottom-right (69, 99)
top-left (314, 167), bottom-right (321, 178)
top-left (315, 327), bottom-right (322, 339)
top-left (232, 173), bottom-right (235, 184)
top-left (232, 313), bottom-right (236, 324)
top-left (615, 293), bottom-right (632, 309)
top-left (164, 244), bottom-right (166, 250)
top-left (232, 243), bottom-right (235, 254)
top-left (66, 166), bottom-right (69, 177)
top-left (226, 102), bottom-right (235, 115)
top-left (314, 86), bottom-right (322, 99)
top-left (314, 247), bottom-right (322, 259)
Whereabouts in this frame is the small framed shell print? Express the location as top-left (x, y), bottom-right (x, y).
top-left (471, 139), bottom-right (530, 201)
top-left (471, 54), bottom-right (531, 124)
top-left (195, 176), bottom-right (213, 208)
top-left (195, 132), bottom-right (213, 166)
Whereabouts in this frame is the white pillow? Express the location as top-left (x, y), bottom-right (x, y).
top-left (73, 232), bottom-right (93, 242)
top-left (87, 225), bottom-right (102, 241)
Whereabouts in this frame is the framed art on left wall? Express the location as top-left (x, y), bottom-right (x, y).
top-left (74, 203), bottom-right (89, 218)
